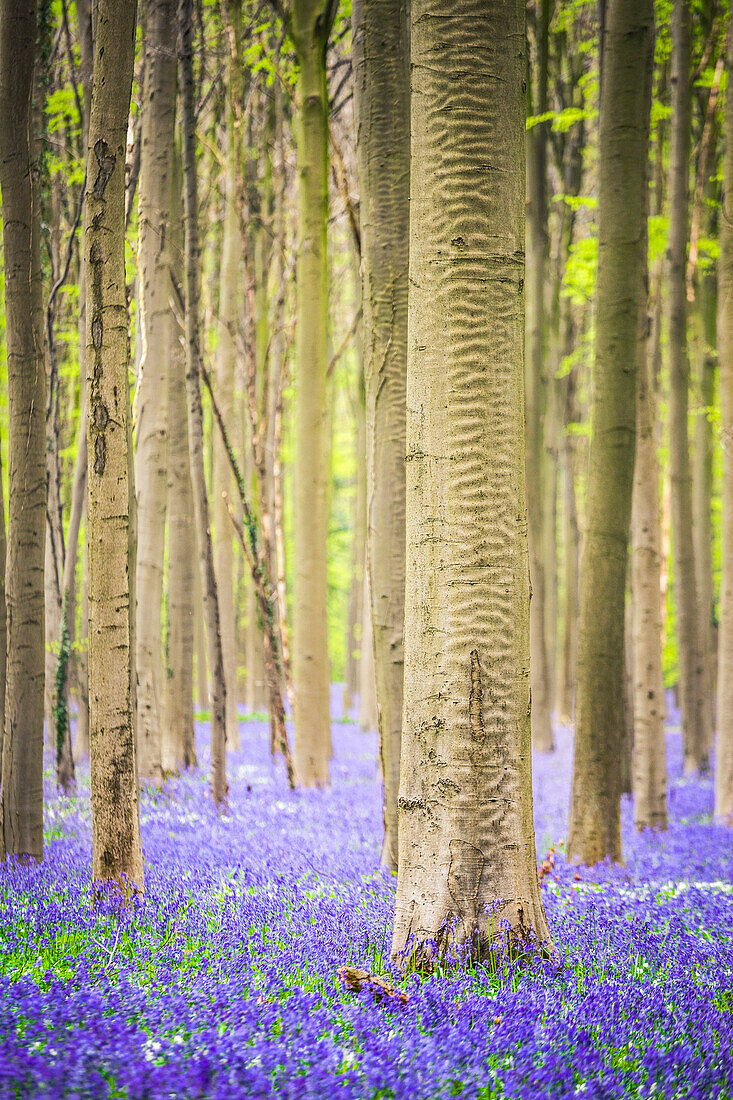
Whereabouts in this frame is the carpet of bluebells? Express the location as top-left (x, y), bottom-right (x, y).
top-left (1, 686), bottom-right (732, 1099)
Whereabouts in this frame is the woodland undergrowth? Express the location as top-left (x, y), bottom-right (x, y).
top-left (0, 688), bottom-right (731, 1099)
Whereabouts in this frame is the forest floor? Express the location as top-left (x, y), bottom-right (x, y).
top-left (0, 687), bottom-right (732, 1099)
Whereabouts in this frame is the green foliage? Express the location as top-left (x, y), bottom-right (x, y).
top-left (648, 215), bottom-right (670, 267)
top-left (562, 236), bottom-right (597, 306)
top-left (553, 194), bottom-right (597, 213)
top-left (527, 107), bottom-right (597, 134)
top-left (556, 330), bottom-right (593, 382)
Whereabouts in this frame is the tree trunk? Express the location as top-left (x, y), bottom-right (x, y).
top-left (543, 373), bottom-right (559, 707)
top-left (75, 0), bottom-right (94, 148)
top-left (55, 383), bottom-right (87, 789)
top-left (344, 361), bottom-right (366, 717)
top-left (692, 269), bottom-right (717, 716)
top-left (74, 516), bottom-right (90, 760)
top-left (632, 242), bottom-right (667, 831)
top-left (179, 0), bottom-right (228, 807)
top-left (84, 0), bottom-right (144, 891)
top-left (213, 41), bottom-right (241, 750)
top-left (525, 0), bottom-right (554, 754)
top-left (558, 365), bottom-right (580, 724)
top-left (44, 187), bottom-right (66, 762)
top-left (716, 26), bottom-right (733, 822)
top-left (134, 0), bottom-right (177, 780)
top-left (194, 564), bottom-right (208, 710)
top-left (290, 0), bottom-right (334, 787)
top-left (0, 0), bottom-right (46, 864)
top-left (45, 502), bottom-right (64, 755)
top-left (353, 0), bottom-right (409, 871)
top-left (554, 123), bottom-right (584, 724)
top-left (0, 450), bottom-right (6, 763)
top-left (667, 0), bottom-right (709, 774)
top-left (69, 0), bottom-right (93, 761)
top-left (620, 592), bottom-right (634, 796)
top-left (358, 569), bottom-right (378, 733)
top-left (165, 143), bottom-right (197, 773)
top-left (392, 0), bottom-right (550, 966)
top-left (567, 0), bottom-right (653, 866)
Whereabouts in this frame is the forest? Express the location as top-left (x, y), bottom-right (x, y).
top-left (0, 0), bottom-right (731, 1095)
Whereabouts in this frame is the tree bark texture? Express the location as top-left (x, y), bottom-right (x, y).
top-left (667, 0), bottom-right (709, 774)
top-left (179, 0), bottom-right (228, 807)
top-left (632, 258), bottom-right (667, 831)
top-left (213, 50), bottom-right (241, 750)
top-left (74, 514), bottom-right (90, 760)
top-left (567, 0), bottom-right (653, 866)
top-left (692, 271), bottom-right (717, 716)
top-left (358, 568), bottom-right (378, 733)
top-left (56, 381), bottom-right (87, 787)
top-left (165, 143), bottom-right (197, 773)
top-left (353, 0), bottom-right (409, 872)
top-left (525, 0), bottom-right (554, 754)
top-left (391, 0), bottom-right (550, 966)
top-left (290, 0), bottom-right (334, 786)
top-left (344, 361), bottom-right (366, 716)
top-left (84, 0), bottom-right (144, 890)
top-left (558, 364), bottom-right (580, 724)
top-left (0, 0), bottom-right (46, 864)
top-left (0, 450), bottom-right (6, 763)
top-left (716, 25), bottom-right (733, 822)
top-left (135, 0), bottom-right (177, 780)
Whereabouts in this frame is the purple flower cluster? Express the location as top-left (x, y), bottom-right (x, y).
top-left (0, 690), bottom-right (731, 1098)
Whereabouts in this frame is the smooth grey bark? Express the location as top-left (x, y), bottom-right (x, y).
top-left (179, 0), bottom-right (228, 807)
top-left (290, 0), bottom-right (335, 786)
top-left (567, 0), bottom-right (654, 866)
top-left (353, 0), bottom-right (409, 871)
top-left (135, 0), bottom-right (177, 780)
top-left (0, 0), bottom-right (46, 864)
top-left (165, 143), bottom-right (197, 773)
top-left (213, 14), bottom-right (242, 749)
top-left (526, 0), bottom-right (554, 754)
top-left (716, 25), bottom-right (733, 822)
top-left (667, 0), bottom-right (709, 773)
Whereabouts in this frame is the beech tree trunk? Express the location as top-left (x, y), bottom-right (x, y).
top-left (135, 0), bottom-right (177, 780)
top-left (716, 26), bottom-right (733, 822)
top-left (632, 260), bottom-right (667, 831)
top-left (526, 0), bottom-right (554, 753)
top-left (567, 0), bottom-right (653, 866)
top-left (69, 0), bottom-right (93, 758)
top-left (353, 0), bottom-right (409, 871)
top-left (693, 269), bottom-right (717, 715)
top-left (344, 362), bottom-right (366, 716)
top-left (558, 360), bottom-right (580, 724)
top-left (55, 384), bottom-right (87, 787)
top-left (74, 515), bottom-right (90, 760)
top-left (667, 0), bottom-right (709, 774)
top-left (290, 0), bottom-right (335, 786)
top-left (84, 0), bottom-right (144, 890)
top-left (554, 124), bottom-right (584, 724)
top-left (165, 144), bottom-right (197, 773)
top-left (358, 569), bottom-right (378, 733)
top-left (213, 34), bottom-right (241, 750)
top-left (179, 0), bottom-right (228, 807)
top-left (392, 0), bottom-right (550, 966)
top-left (0, 450), bottom-right (6, 762)
top-left (0, 0), bottom-right (46, 864)
top-left (195, 566), bottom-right (208, 710)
